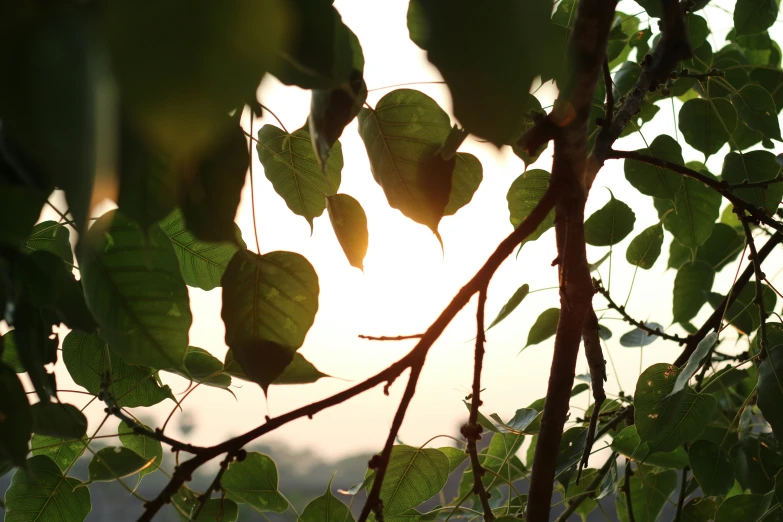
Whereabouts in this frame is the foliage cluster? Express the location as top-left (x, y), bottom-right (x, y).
top-left (1, 0), bottom-right (783, 521)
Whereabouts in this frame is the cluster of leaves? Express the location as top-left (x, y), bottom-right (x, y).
top-left (1, 0), bottom-right (783, 521)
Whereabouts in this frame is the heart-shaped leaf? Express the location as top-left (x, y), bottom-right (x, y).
top-left (623, 135), bottom-right (683, 200)
top-left (88, 447), bottom-right (155, 482)
top-left (584, 194), bottom-right (636, 246)
top-left (326, 194), bottom-right (368, 270)
top-left (507, 169), bottom-right (555, 244)
top-left (731, 84), bottom-right (782, 141)
top-left (619, 323), bottom-right (664, 347)
top-left (222, 452), bottom-right (288, 513)
top-left (118, 422), bottom-right (161, 484)
top-left (678, 98), bottom-right (738, 156)
top-left (673, 261), bottom-right (715, 325)
top-left (31, 435), bottom-right (87, 472)
top-left (31, 403), bottom-right (87, 440)
top-left (734, 0), bottom-right (779, 36)
top-left (626, 223), bottom-right (664, 269)
top-left (721, 151), bottom-right (783, 214)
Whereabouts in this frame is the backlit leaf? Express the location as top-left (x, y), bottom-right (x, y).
top-left (584, 194), bottom-right (636, 246)
top-left (721, 150), bottom-right (783, 214)
top-left (656, 176), bottom-right (722, 249)
top-left (488, 284), bottom-right (529, 330)
top-left (525, 308), bottom-right (560, 348)
top-left (118, 422), bottom-right (162, 483)
top-left (31, 435), bottom-right (86, 472)
top-left (625, 223), bottom-right (663, 269)
top-left (678, 98), bottom-right (738, 156)
top-left (80, 211), bottom-right (191, 370)
top-left (23, 221), bottom-right (73, 264)
top-left (4, 455), bottom-right (91, 522)
top-left (715, 493), bottom-right (773, 522)
top-left (222, 452), bottom-right (289, 513)
top-left (507, 169), bottom-right (555, 244)
top-left (623, 135), bottom-right (683, 200)
top-left (224, 351), bottom-right (329, 386)
top-left (31, 402), bottom-right (87, 440)
top-left (371, 446), bottom-right (449, 516)
top-left (734, 0), bottom-right (779, 36)
top-left (327, 194), bottom-right (368, 270)
top-left (673, 261), bottom-right (715, 325)
top-left (87, 447), bottom-right (155, 483)
top-left (731, 84), bottom-right (782, 141)
top-left (619, 322), bottom-right (664, 348)
top-left (258, 124), bottom-right (342, 230)
top-left (300, 480), bottom-right (355, 522)
top-left (444, 153), bottom-right (483, 216)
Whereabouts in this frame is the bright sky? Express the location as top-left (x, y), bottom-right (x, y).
top-left (24, 0), bottom-right (783, 466)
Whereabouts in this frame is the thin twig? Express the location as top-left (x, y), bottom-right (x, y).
top-left (248, 114), bottom-right (261, 254)
top-left (358, 333), bottom-right (424, 341)
top-left (674, 464), bottom-right (689, 522)
top-left (741, 215), bottom-right (769, 359)
top-left (593, 279), bottom-right (687, 345)
top-left (624, 459), bottom-right (636, 522)
top-left (577, 308), bottom-right (607, 483)
top-left (465, 287), bottom-right (494, 521)
top-left (555, 452), bottom-right (617, 522)
top-left (191, 453), bottom-right (234, 521)
top-left (258, 103), bottom-right (288, 133)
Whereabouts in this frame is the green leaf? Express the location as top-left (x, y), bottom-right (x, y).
top-left (415, 0), bottom-right (560, 145)
top-left (357, 89), bottom-right (453, 238)
top-left (525, 308), bottom-right (560, 349)
top-left (1, 331), bottom-right (24, 373)
top-left (117, 122), bottom-right (178, 230)
top-left (634, 363), bottom-right (716, 454)
top-left (62, 331), bottom-right (175, 408)
top-left (370, 446), bottom-right (449, 516)
top-left (656, 176), bottom-right (722, 250)
top-left (118, 422), bottom-right (162, 483)
top-left (682, 497), bottom-right (720, 522)
top-left (23, 221), bottom-right (73, 264)
top-left (257, 124), bottom-right (342, 231)
top-left (689, 439), bottom-right (735, 496)
top-left (678, 98), bottom-right (738, 156)
top-left (488, 284), bottom-right (529, 330)
top-left (463, 401), bottom-right (500, 433)
top-left (173, 486), bottom-right (239, 522)
top-left (0, 364), bottom-right (31, 467)
top-left (310, 71), bottom-right (367, 171)
top-left (4, 455), bottom-right (91, 522)
top-left (758, 346), bottom-right (783, 442)
top-left (445, 153), bottom-right (483, 216)
top-left (673, 261), bottom-right (715, 325)
top-left (584, 194), bottom-right (636, 246)
top-left (616, 466), bottom-right (677, 522)
top-left (723, 283), bottom-right (777, 335)
top-left (165, 346), bottom-right (231, 390)
top-left (406, 0), bottom-right (427, 49)
top-left (80, 210), bottom-right (191, 370)
top-left (696, 223), bottom-right (745, 270)
top-left (623, 135), bottom-right (683, 200)
top-left (509, 94), bottom-right (547, 168)
top-left (734, 0), bottom-right (779, 36)
top-left (731, 84), bottom-right (782, 141)
top-left (457, 432), bottom-right (525, 499)
top-left (555, 427), bottom-right (587, 489)
top-left (31, 402), bottom-right (87, 440)
top-left (619, 322), bottom-right (664, 347)
top-left (507, 169), bottom-right (555, 243)
top-left (31, 435), bottom-right (86, 472)
top-left (221, 250), bottom-right (319, 391)
top-left (610, 425), bottom-right (689, 469)
top-left (668, 332), bottom-right (718, 399)
top-left (625, 223), bottom-right (663, 269)
top-left (438, 447), bottom-right (468, 474)
top-left (613, 61), bottom-right (643, 98)
top-left (222, 452), bottom-right (289, 513)
top-left (491, 408), bottom-right (541, 435)
top-left (7, 301), bottom-right (56, 401)
top-left (300, 480), bottom-right (355, 522)
top-left (88, 446), bottom-right (155, 482)
top-left (721, 150), bottom-right (783, 214)
top-left (715, 494), bottom-right (773, 522)
top-left (159, 209), bottom-right (244, 291)
top-left (180, 124), bottom-right (248, 243)
top-left (224, 351), bottom-right (329, 386)
top-left (685, 14), bottom-right (710, 48)
top-left (0, 184), bottom-right (44, 250)
top-left (326, 194), bottom-right (368, 270)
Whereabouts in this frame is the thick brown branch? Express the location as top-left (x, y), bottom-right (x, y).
top-left (593, 279), bottom-right (687, 345)
top-left (137, 183), bottom-right (558, 522)
top-left (466, 288), bottom-right (494, 521)
top-left (577, 308), bottom-right (606, 482)
top-left (359, 365), bottom-right (423, 522)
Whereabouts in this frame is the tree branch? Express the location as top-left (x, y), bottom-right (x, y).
top-left (358, 333), bottom-right (423, 341)
top-left (555, 452), bottom-right (617, 522)
top-left (593, 278), bottom-right (687, 345)
top-left (577, 308), bottom-right (606, 483)
top-left (740, 215), bottom-right (769, 359)
top-left (673, 464), bottom-right (690, 522)
top-left (137, 183), bottom-right (559, 522)
top-left (465, 288), bottom-right (494, 521)
top-left (624, 459), bottom-right (636, 522)
top-left (191, 453), bottom-right (234, 521)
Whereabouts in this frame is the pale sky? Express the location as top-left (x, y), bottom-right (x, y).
top-left (21, 0), bottom-right (783, 467)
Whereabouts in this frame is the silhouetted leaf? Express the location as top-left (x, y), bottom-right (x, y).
top-left (678, 98), bottom-right (738, 156)
top-left (1, 331), bottom-right (24, 373)
top-left (222, 452), bottom-right (289, 513)
top-left (619, 323), bottom-right (664, 347)
top-left (0, 184), bottom-right (43, 250)
top-left (525, 308), bottom-right (560, 349)
top-left (88, 447), bottom-right (155, 483)
top-left (626, 223), bottom-right (663, 269)
top-left (734, 0), bottom-right (779, 36)
top-left (623, 135), bottom-right (683, 200)
top-left (415, 0), bottom-right (560, 145)
top-left (222, 250), bottom-right (319, 391)
top-left (62, 331), bottom-right (175, 408)
top-left (165, 347), bottom-right (231, 390)
top-left (80, 211), bottom-right (191, 370)
top-left (584, 194), bottom-right (636, 246)
top-left (0, 364), bottom-right (31, 467)
top-left (731, 84), bottom-right (782, 141)
top-left (696, 223), bottom-right (745, 270)
top-left (685, 14), bottom-right (710, 48)
top-left (30, 402), bottom-right (87, 440)
top-left (159, 209), bottom-right (245, 291)
top-left (180, 124), bottom-right (248, 243)
top-left (4, 455), bottom-right (91, 522)
top-left (488, 284), bottom-right (529, 330)
top-left (118, 422), bottom-right (162, 484)
top-left (673, 261), bottom-right (715, 325)
top-left (406, 0), bottom-right (427, 49)
top-left (721, 150), bottom-right (783, 214)
top-left (258, 124), bottom-right (342, 231)
top-left (509, 94), bottom-right (546, 168)
top-left (507, 169), bottom-right (555, 243)
top-left (23, 221), bottom-right (73, 264)
top-left (689, 439), bottom-right (735, 496)
top-left (327, 194), bottom-right (368, 270)
top-left (358, 90), bottom-right (453, 239)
